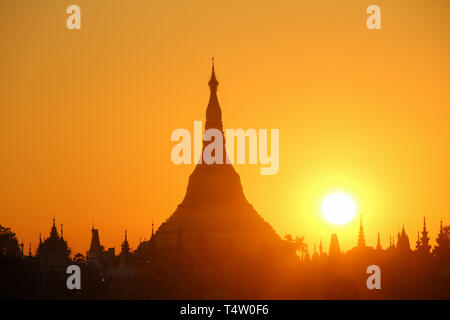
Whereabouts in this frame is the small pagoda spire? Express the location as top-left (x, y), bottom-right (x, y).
top-left (418, 217), bottom-right (431, 253)
top-left (329, 234), bottom-right (341, 258)
top-left (397, 225), bottom-right (411, 251)
top-left (205, 57), bottom-right (222, 128)
top-left (120, 229), bottom-right (131, 262)
top-left (319, 238), bottom-right (323, 255)
top-left (435, 219), bottom-right (447, 254)
top-left (357, 214), bottom-right (366, 248)
top-left (49, 217), bottom-right (59, 238)
top-left (151, 220), bottom-right (154, 237)
top-left (61, 223), bottom-right (64, 238)
top-left (208, 56), bottom-right (218, 91)
top-left (416, 231), bottom-right (421, 249)
top-left (28, 243), bottom-right (32, 257)
top-left (376, 232), bottom-right (382, 250)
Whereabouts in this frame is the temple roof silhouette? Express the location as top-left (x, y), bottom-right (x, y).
top-left (37, 218), bottom-right (70, 270)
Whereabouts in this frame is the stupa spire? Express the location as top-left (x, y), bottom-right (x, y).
top-left (208, 56), bottom-right (218, 91)
top-left (50, 217), bottom-right (58, 238)
top-left (205, 57), bottom-right (222, 129)
top-left (358, 214), bottom-right (366, 248)
top-left (418, 216), bottom-right (431, 253)
top-left (152, 62), bottom-right (284, 254)
top-left (151, 220), bottom-right (154, 237)
top-left (376, 232), bottom-right (382, 250)
top-left (416, 231), bottom-right (421, 249)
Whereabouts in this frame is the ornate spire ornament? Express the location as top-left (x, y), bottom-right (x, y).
top-left (357, 214), bottom-right (366, 248)
top-left (376, 232), bottom-right (382, 250)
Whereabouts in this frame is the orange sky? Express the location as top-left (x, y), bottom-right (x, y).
top-left (1, 0), bottom-right (449, 254)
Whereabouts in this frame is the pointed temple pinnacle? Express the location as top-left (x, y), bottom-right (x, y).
top-left (205, 59), bottom-right (222, 127)
top-left (152, 220), bottom-right (154, 236)
top-left (358, 214), bottom-right (366, 247)
top-left (208, 58), bottom-right (219, 91)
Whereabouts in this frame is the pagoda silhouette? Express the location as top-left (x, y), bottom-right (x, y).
top-left (152, 62), bottom-right (285, 254)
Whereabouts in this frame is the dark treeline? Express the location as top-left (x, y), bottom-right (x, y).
top-left (1, 218), bottom-right (449, 299)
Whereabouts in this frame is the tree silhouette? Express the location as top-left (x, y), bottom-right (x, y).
top-left (284, 234), bottom-right (308, 260)
top-left (0, 225), bottom-right (20, 259)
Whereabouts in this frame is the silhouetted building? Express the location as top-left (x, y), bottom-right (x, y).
top-left (37, 218), bottom-right (70, 270)
top-left (312, 244), bottom-right (319, 260)
top-left (357, 215), bottom-right (366, 248)
top-left (416, 217), bottom-right (431, 254)
top-left (86, 226), bottom-right (105, 271)
top-left (37, 218), bottom-right (70, 296)
top-left (415, 231), bottom-right (420, 249)
top-left (396, 225), bottom-right (411, 252)
top-left (329, 234), bottom-right (341, 259)
top-left (107, 230), bottom-right (135, 292)
top-left (151, 62), bottom-right (287, 255)
top-left (434, 221), bottom-right (449, 255)
top-left (434, 220), bottom-right (450, 275)
top-left (319, 238), bottom-right (327, 257)
top-left (388, 235), bottom-right (395, 250)
top-left (151, 221), bottom-right (154, 239)
top-left (376, 232), bottom-right (382, 250)
top-left (119, 230), bottom-right (132, 266)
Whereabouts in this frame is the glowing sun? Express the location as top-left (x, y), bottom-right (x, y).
top-left (321, 192), bottom-right (357, 225)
